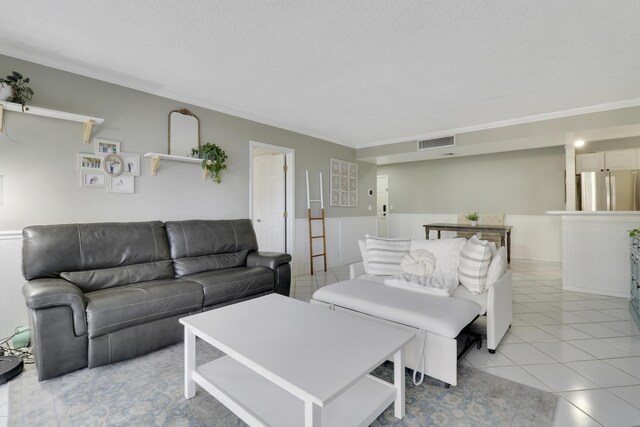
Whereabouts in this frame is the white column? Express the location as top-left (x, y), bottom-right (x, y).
top-left (565, 143), bottom-right (577, 211)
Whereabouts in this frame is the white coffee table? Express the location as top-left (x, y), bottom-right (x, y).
top-left (180, 294), bottom-right (414, 427)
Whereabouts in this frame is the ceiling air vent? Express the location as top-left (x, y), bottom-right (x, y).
top-left (417, 136), bottom-right (455, 151)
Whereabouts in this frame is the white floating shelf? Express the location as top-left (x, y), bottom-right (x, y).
top-left (144, 152), bottom-right (201, 175)
top-left (0, 100), bottom-right (104, 124)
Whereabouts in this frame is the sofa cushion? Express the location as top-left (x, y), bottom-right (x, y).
top-left (22, 221), bottom-right (171, 280)
top-left (173, 250), bottom-right (249, 277)
top-left (61, 260), bottom-right (175, 292)
top-left (313, 279), bottom-right (482, 339)
top-left (452, 284), bottom-right (488, 315)
top-left (166, 219), bottom-right (258, 258)
top-left (183, 266), bottom-right (274, 306)
top-left (85, 279), bottom-right (203, 339)
top-left (458, 236), bottom-right (492, 293)
top-left (365, 235), bottom-right (410, 275)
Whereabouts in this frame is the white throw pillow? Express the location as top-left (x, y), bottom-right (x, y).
top-left (410, 238), bottom-right (467, 289)
top-left (365, 235), bottom-right (411, 276)
top-left (458, 235), bottom-right (492, 293)
top-left (488, 242), bottom-right (497, 257)
top-left (485, 246), bottom-right (507, 290)
top-left (358, 239), bottom-right (368, 272)
top-left (400, 250), bottom-right (436, 276)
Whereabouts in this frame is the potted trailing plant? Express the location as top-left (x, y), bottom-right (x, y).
top-left (191, 143), bottom-right (228, 184)
top-left (630, 228), bottom-right (640, 238)
top-left (466, 212), bottom-right (479, 226)
top-left (0, 71), bottom-right (34, 111)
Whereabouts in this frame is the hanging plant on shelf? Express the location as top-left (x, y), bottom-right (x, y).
top-left (191, 143), bottom-right (228, 184)
top-left (0, 71), bottom-right (34, 111)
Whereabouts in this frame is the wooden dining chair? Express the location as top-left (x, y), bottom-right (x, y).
top-left (479, 213), bottom-right (505, 247)
top-left (456, 213), bottom-right (477, 240)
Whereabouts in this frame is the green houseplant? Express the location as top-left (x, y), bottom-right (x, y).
top-left (0, 71), bottom-right (34, 111)
top-left (630, 228), bottom-right (640, 238)
top-left (466, 212), bottom-right (479, 225)
top-left (191, 143), bottom-right (228, 184)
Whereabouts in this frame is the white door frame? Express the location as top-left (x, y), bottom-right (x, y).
top-left (377, 174), bottom-right (389, 237)
top-left (249, 141), bottom-right (295, 256)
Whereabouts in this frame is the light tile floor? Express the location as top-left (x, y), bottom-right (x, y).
top-left (2, 260), bottom-right (639, 426)
top-left (293, 260), bottom-right (640, 427)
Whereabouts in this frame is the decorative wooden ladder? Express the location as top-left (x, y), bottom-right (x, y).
top-left (306, 170), bottom-right (327, 275)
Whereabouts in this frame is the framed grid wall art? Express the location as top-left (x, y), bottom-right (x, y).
top-left (330, 158), bottom-right (358, 207)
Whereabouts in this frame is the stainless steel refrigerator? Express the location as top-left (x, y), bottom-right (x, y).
top-left (578, 170), bottom-right (640, 211)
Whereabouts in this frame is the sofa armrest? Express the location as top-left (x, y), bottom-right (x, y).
top-left (246, 251), bottom-right (292, 270)
top-left (246, 251), bottom-right (292, 297)
top-left (349, 261), bottom-right (365, 279)
top-left (486, 270), bottom-right (513, 351)
top-left (22, 278), bottom-right (88, 336)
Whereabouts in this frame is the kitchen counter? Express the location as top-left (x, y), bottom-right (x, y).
top-left (547, 211), bottom-right (640, 298)
top-left (547, 211), bottom-right (640, 215)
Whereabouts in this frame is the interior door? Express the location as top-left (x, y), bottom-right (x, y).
top-left (377, 175), bottom-right (388, 237)
top-left (252, 154), bottom-right (286, 252)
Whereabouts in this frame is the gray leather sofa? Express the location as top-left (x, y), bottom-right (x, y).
top-left (21, 219), bottom-right (291, 381)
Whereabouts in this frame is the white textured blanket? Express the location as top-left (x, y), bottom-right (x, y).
top-left (384, 270), bottom-right (457, 296)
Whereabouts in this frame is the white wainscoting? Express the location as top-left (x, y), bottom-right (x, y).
top-left (386, 213), bottom-right (562, 262)
top-left (560, 214), bottom-right (640, 298)
top-left (292, 213), bottom-right (560, 275)
top-left (293, 216), bottom-right (376, 276)
top-left (0, 231), bottom-right (29, 338)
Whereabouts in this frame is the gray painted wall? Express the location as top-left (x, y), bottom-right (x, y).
top-left (0, 55), bottom-right (375, 230)
top-left (358, 106), bottom-right (640, 165)
top-left (377, 146), bottom-right (565, 215)
top-left (576, 136), bottom-right (640, 154)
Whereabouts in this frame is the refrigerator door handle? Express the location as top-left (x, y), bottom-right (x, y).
top-left (611, 175), bottom-right (617, 211)
top-left (634, 172), bottom-right (638, 211)
top-left (606, 174), bottom-right (611, 211)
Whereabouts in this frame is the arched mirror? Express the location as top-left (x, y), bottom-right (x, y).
top-left (169, 109), bottom-right (200, 157)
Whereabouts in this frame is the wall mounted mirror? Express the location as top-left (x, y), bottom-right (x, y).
top-left (169, 109), bottom-right (200, 157)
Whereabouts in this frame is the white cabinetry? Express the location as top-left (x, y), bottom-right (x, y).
top-left (576, 152), bottom-right (604, 173)
top-left (605, 149), bottom-right (637, 171)
top-left (576, 150), bottom-right (638, 173)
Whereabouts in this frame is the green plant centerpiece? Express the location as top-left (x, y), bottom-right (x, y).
top-left (465, 212), bottom-right (480, 222)
top-left (191, 143), bottom-right (228, 184)
top-left (630, 228), bottom-right (640, 238)
top-left (0, 71), bottom-right (34, 111)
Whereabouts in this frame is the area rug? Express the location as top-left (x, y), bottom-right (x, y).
top-left (9, 341), bottom-right (557, 426)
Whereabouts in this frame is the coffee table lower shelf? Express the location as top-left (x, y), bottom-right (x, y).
top-left (193, 355), bottom-right (396, 427)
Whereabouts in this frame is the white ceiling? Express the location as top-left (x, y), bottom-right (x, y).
top-left (0, 1), bottom-right (639, 149)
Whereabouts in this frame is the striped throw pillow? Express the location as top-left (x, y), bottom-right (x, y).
top-left (458, 235), bottom-right (492, 293)
top-left (365, 235), bottom-right (411, 276)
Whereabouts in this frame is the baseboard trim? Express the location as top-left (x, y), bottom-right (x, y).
top-left (562, 285), bottom-right (629, 299)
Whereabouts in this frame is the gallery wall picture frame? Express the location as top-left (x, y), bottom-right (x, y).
top-left (330, 158), bottom-right (358, 207)
top-left (81, 171), bottom-right (107, 188)
top-left (95, 138), bottom-right (121, 154)
top-left (120, 153), bottom-right (141, 176)
top-left (109, 175), bottom-right (135, 194)
top-left (78, 153), bottom-right (105, 170)
top-left (103, 153), bottom-right (124, 177)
